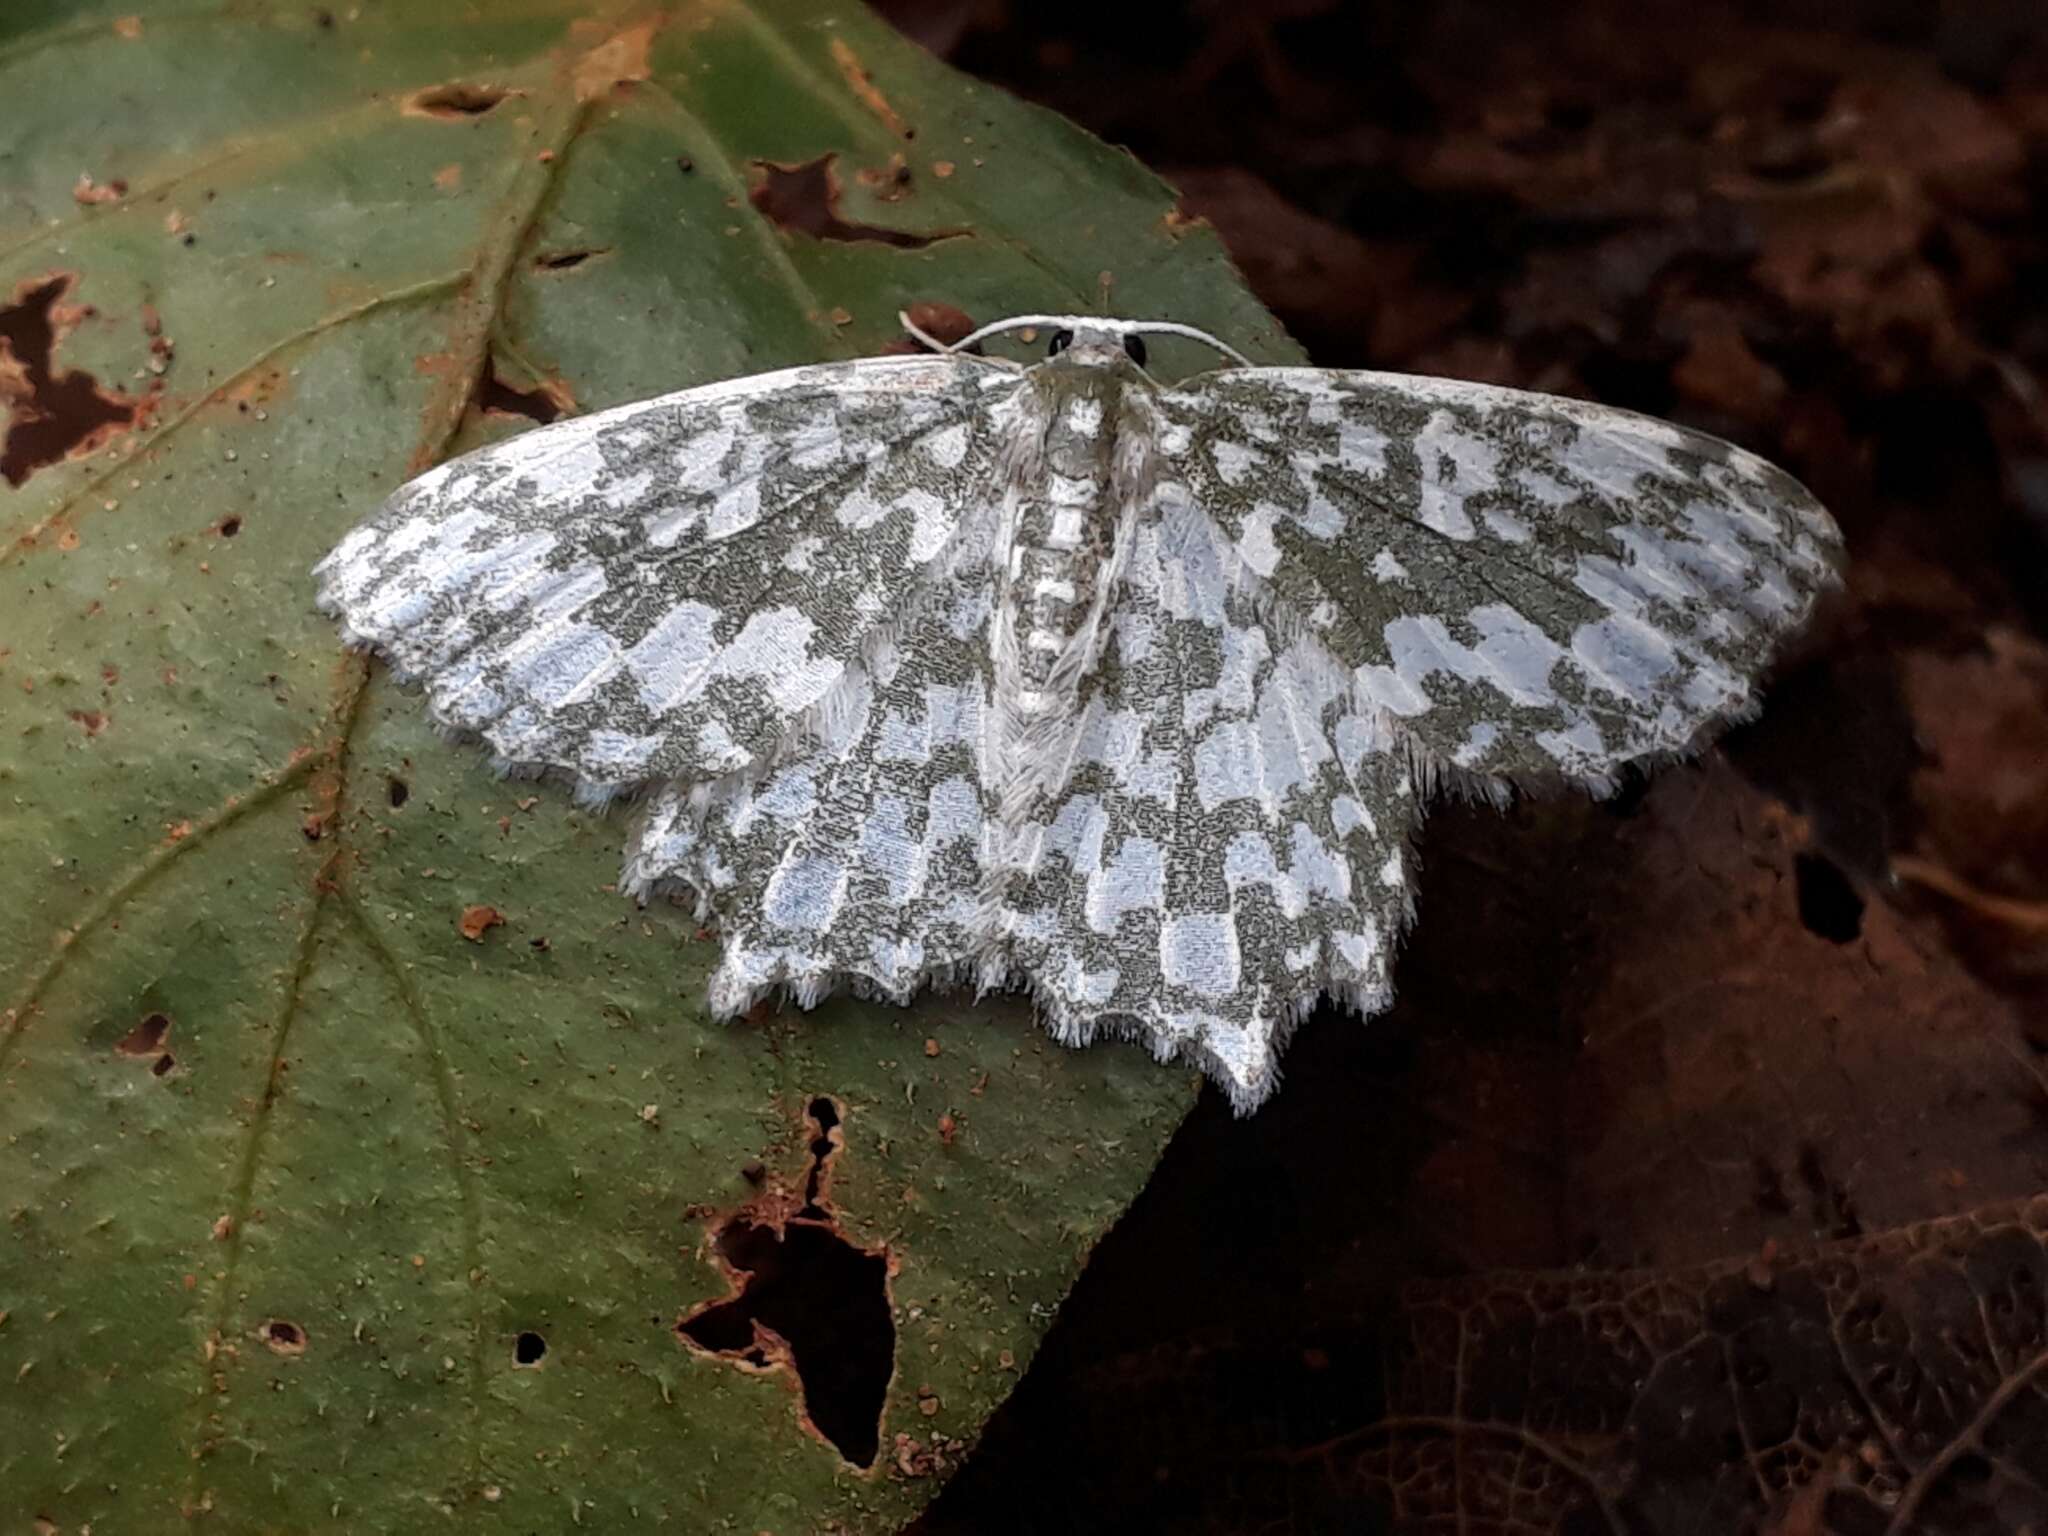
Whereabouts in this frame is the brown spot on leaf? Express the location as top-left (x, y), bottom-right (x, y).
top-left (937, 1111), bottom-right (957, 1146)
top-left (67, 709), bottom-right (108, 737)
top-left (111, 14), bottom-right (142, 38)
top-left (401, 81), bottom-right (515, 119)
top-left (72, 173), bottom-right (127, 206)
top-left (888, 301), bottom-right (978, 356)
top-left (260, 1320), bottom-right (306, 1356)
top-left (431, 162), bottom-right (463, 192)
top-left (116, 1011), bottom-right (171, 1057)
top-left (855, 152), bottom-right (915, 202)
top-left (893, 1430), bottom-right (965, 1479)
top-left (570, 18), bottom-right (657, 103)
top-left (220, 364), bottom-right (287, 413)
top-left (749, 155), bottom-right (968, 250)
top-left (909, 301), bottom-right (975, 344)
top-left (458, 904), bottom-right (503, 942)
top-left (830, 37), bottom-right (911, 139)
top-left (0, 275), bottom-right (146, 489)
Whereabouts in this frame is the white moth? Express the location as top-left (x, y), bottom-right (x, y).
top-left (315, 313), bottom-right (1843, 1111)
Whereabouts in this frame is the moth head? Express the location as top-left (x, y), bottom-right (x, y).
top-left (1046, 324), bottom-right (1149, 372)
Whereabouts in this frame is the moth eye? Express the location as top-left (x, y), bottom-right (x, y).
top-left (1048, 329), bottom-right (1074, 357)
top-left (1122, 334), bottom-right (1148, 366)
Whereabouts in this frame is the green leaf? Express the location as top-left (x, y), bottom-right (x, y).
top-left (0, 2), bottom-right (1296, 1529)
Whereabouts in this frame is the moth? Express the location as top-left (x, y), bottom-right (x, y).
top-left (315, 313), bottom-right (1843, 1110)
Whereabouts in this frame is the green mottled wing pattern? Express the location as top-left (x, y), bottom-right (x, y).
top-left (315, 356), bottom-right (1022, 798)
top-left (994, 501), bottom-right (1421, 1107)
top-left (621, 570), bottom-right (996, 1011)
top-left (1151, 369), bottom-right (1844, 793)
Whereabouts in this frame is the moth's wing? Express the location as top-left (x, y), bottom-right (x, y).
top-left (622, 570), bottom-right (995, 1010)
top-left (315, 355), bottom-right (1022, 798)
top-left (1150, 368), bottom-right (1845, 792)
top-left (1003, 503), bottom-right (1423, 1111)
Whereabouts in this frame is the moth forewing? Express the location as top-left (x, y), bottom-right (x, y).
top-left (313, 353), bottom-right (1023, 798)
top-left (1151, 366), bottom-right (1844, 799)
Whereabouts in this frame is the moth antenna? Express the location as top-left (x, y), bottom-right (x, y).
top-left (897, 308), bottom-right (958, 354)
top-left (895, 309), bottom-right (1023, 367)
top-left (935, 312), bottom-right (1259, 368)
top-left (1126, 321), bottom-right (1256, 368)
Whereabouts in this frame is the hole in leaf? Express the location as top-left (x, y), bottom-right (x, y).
top-left (478, 357), bottom-right (565, 425)
top-left (262, 1320), bottom-right (306, 1355)
top-left (403, 81), bottom-right (512, 118)
top-left (514, 1330), bottom-right (547, 1366)
top-left (803, 1096), bottom-right (841, 1216)
top-left (748, 154), bottom-right (967, 250)
top-left (152, 1052), bottom-right (176, 1077)
top-left (677, 1218), bottom-right (893, 1467)
top-left (677, 1096), bottom-right (892, 1468)
top-left (1795, 852), bottom-right (1863, 943)
top-left (534, 247), bottom-right (608, 272)
top-left (0, 274), bottom-right (144, 488)
top-left (117, 1012), bottom-right (171, 1057)
top-left (387, 776), bottom-right (410, 808)
top-left (217, 515), bottom-right (241, 537)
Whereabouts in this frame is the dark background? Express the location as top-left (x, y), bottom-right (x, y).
top-left (871, 3), bottom-right (2048, 1532)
